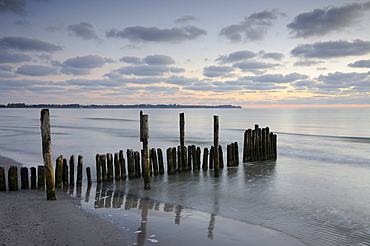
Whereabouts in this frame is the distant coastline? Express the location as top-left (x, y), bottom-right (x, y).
top-left (1, 103), bottom-right (242, 109)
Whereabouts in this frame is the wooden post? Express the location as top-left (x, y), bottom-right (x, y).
top-left (202, 147), bottom-right (209, 170)
top-left (37, 165), bottom-right (45, 190)
top-left (177, 146), bottom-right (182, 172)
top-left (235, 142), bottom-right (239, 165)
top-left (214, 115), bottom-right (220, 177)
top-left (107, 153), bottom-right (113, 181)
top-left (62, 158), bottom-right (69, 187)
top-left (30, 167), bottom-right (36, 189)
top-left (40, 109), bottom-right (56, 200)
top-left (172, 147), bottom-right (177, 172)
top-left (141, 114), bottom-right (150, 189)
top-left (21, 167), bottom-right (29, 189)
top-left (127, 149), bottom-right (135, 179)
top-left (187, 145), bottom-right (192, 170)
top-left (86, 167), bottom-right (92, 186)
top-left (96, 154), bottom-right (101, 182)
top-left (114, 152), bottom-right (121, 180)
top-left (209, 146), bottom-right (214, 169)
top-left (119, 150), bottom-right (126, 180)
top-left (157, 148), bottom-right (164, 175)
top-left (69, 155), bottom-right (75, 186)
top-left (196, 147), bottom-right (201, 170)
top-left (179, 112), bottom-right (186, 171)
top-left (167, 148), bottom-right (173, 174)
top-left (77, 155), bottom-right (83, 187)
top-left (134, 151), bottom-right (141, 178)
top-left (0, 167), bottom-right (6, 191)
top-left (8, 166), bottom-right (18, 191)
top-left (100, 154), bottom-right (107, 182)
top-left (151, 148), bottom-right (158, 175)
top-left (55, 155), bottom-right (63, 190)
top-left (219, 145), bottom-right (224, 168)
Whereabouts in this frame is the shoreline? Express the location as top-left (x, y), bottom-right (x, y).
top-left (0, 154), bottom-right (308, 246)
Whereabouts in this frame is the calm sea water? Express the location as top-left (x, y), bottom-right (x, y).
top-left (0, 107), bottom-right (369, 245)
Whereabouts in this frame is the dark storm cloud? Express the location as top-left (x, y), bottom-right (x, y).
top-left (348, 59), bottom-right (370, 68)
top-left (106, 25), bottom-right (207, 43)
top-left (67, 22), bottom-right (99, 40)
top-left (16, 64), bottom-right (58, 76)
top-left (175, 15), bottom-right (197, 24)
top-left (0, 50), bottom-right (31, 63)
top-left (288, 2), bottom-right (370, 38)
top-left (0, 37), bottom-right (62, 52)
top-left (203, 66), bottom-right (235, 77)
top-left (0, 0), bottom-right (26, 15)
top-left (60, 55), bottom-right (109, 75)
top-left (291, 40), bottom-right (370, 59)
top-left (143, 54), bottom-right (175, 65)
top-left (260, 52), bottom-right (285, 60)
top-left (216, 50), bottom-right (256, 64)
top-left (219, 9), bottom-right (284, 42)
top-left (119, 56), bottom-right (143, 64)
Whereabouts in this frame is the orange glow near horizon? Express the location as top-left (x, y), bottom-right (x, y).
top-left (241, 104), bottom-right (370, 109)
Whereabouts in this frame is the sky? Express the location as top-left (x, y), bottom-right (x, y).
top-left (1, 0), bottom-right (370, 107)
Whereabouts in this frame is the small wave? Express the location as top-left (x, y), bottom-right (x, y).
top-left (277, 131), bottom-right (370, 144)
top-left (84, 117), bottom-right (136, 122)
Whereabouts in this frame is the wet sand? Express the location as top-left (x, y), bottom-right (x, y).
top-left (0, 156), bottom-right (307, 246)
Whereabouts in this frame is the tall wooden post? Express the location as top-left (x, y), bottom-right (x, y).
top-left (40, 109), bottom-right (56, 200)
top-left (179, 113), bottom-right (186, 171)
top-left (69, 155), bottom-right (75, 186)
top-left (141, 114), bottom-right (150, 189)
top-left (77, 155), bottom-right (83, 186)
top-left (214, 115), bottom-right (220, 177)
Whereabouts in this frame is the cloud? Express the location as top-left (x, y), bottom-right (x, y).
top-left (115, 65), bottom-right (170, 77)
top-left (119, 56), bottom-right (143, 64)
top-left (203, 66), bottom-right (234, 77)
top-left (106, 25), bottom-right (206, 43)
top-left (143, 54), bottom-right (175, 65)
top-left (317, 71), bottom-right (369, 85)
top-left (0, 50), bottom-right (31, 63)
top-left (175, 15), bottom-right (196, 24)
top-left (216, 50), bottom-right (256, 64)
top-left (291, 40), bottom-right (370, 59)
top-left (232, 61), bottom-right (281, 73)
top-left (60, 55), bottom-right (108, 75)
top-left (243, 73), bottom-right (308, 83)
top-left (260, 52), bottom-right (285, 60)
top-left (13, 20), bottom-right (30, 27)
top-left (288, 2), bottom-right (370, 38)
top-left (348, 59), bottom-right (370, 68)
top-left (0, 0), bottom-right (27, 15)
top-left (67, 22), bottom-right (99, 40)
top-left (0, 65), bottom-right (13, 71)
top-left (294, 60), bottom-right (324, 67)
top-left (66, 78), bottom-right (124, 87)
top-left (16, 64), bottom-right (58, 76)
top-left (165, 76), bottom-right (196, 86)
top-left (0, 36), bottom-right (62, 52)
top-left (219, 9), bottom-right (284, 42)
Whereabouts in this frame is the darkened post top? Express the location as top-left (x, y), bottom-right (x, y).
top-left (140, 110), bottom-right (144, 142)
top-left (141, 113), bottom-right (150, 189)
top-left (214, 115), bottom-right (220, 177)
top-left (40, 109), bottom-right (56, 200)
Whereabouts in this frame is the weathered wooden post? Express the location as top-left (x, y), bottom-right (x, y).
top-left (167, 148), bottom-right (173, 174)
top-left (177, 146), bottom-right (182, 172)
top-left (8, 166), bottom-right (18, 191)
top-left (0, 167), bottom-right (6, 191)
top-left (55, 155), bottom-right (63, 189)
top-left (214, 115), bottom-right (220, 177)
top-left (86, 167), bottom-right (92, 186)
top-left (187, 145), bottom-right (192, 170)
top-left (40, 109), bottom-right (56, 200)
top-left (134, 151), bottom-right (141, 178)
top-left (219, 145), bottom-right (224, 168)
top-left (30, 167), bottom-right (36, 189)
top-left (100, 154), bottom-right (107, 182)
top-left (179, 112), bottom-right (186, 172)
top-left (209, 146), bottom-right (214, 169)
top-left (37, 165), bottom-right (45, 190)
top-left (69, 155), bottom-right (75, 186)
top-left (202, 147), bottom-right (209, 170)
top-left (127, 149), bottom-right (135, 179)
top-left (157, 148), bottom-right (164, 175)
top-left (172, 147), bottom-right (177, 172)
top-left (119, 150), bottom-right (126, 179)
top-left (151, 148), bottom-right (159, 175)
top-left (96, 154), bottom-right (101, 182)
top-left (77, 155), bottom-right (83, 186)
top-left (114, 152), bottom-right (121, 180)
top-left (62, 158), bottom-right (69, 187)
top-left (141, 113), bottom-right (150, 189)
top-left (21, 167), bottom-right (29, 189)
top-left (107, 153), bottom-right (114, 181)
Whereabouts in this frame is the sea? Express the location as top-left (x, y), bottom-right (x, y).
top-left (0, 107), bottom-right (369, 246)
